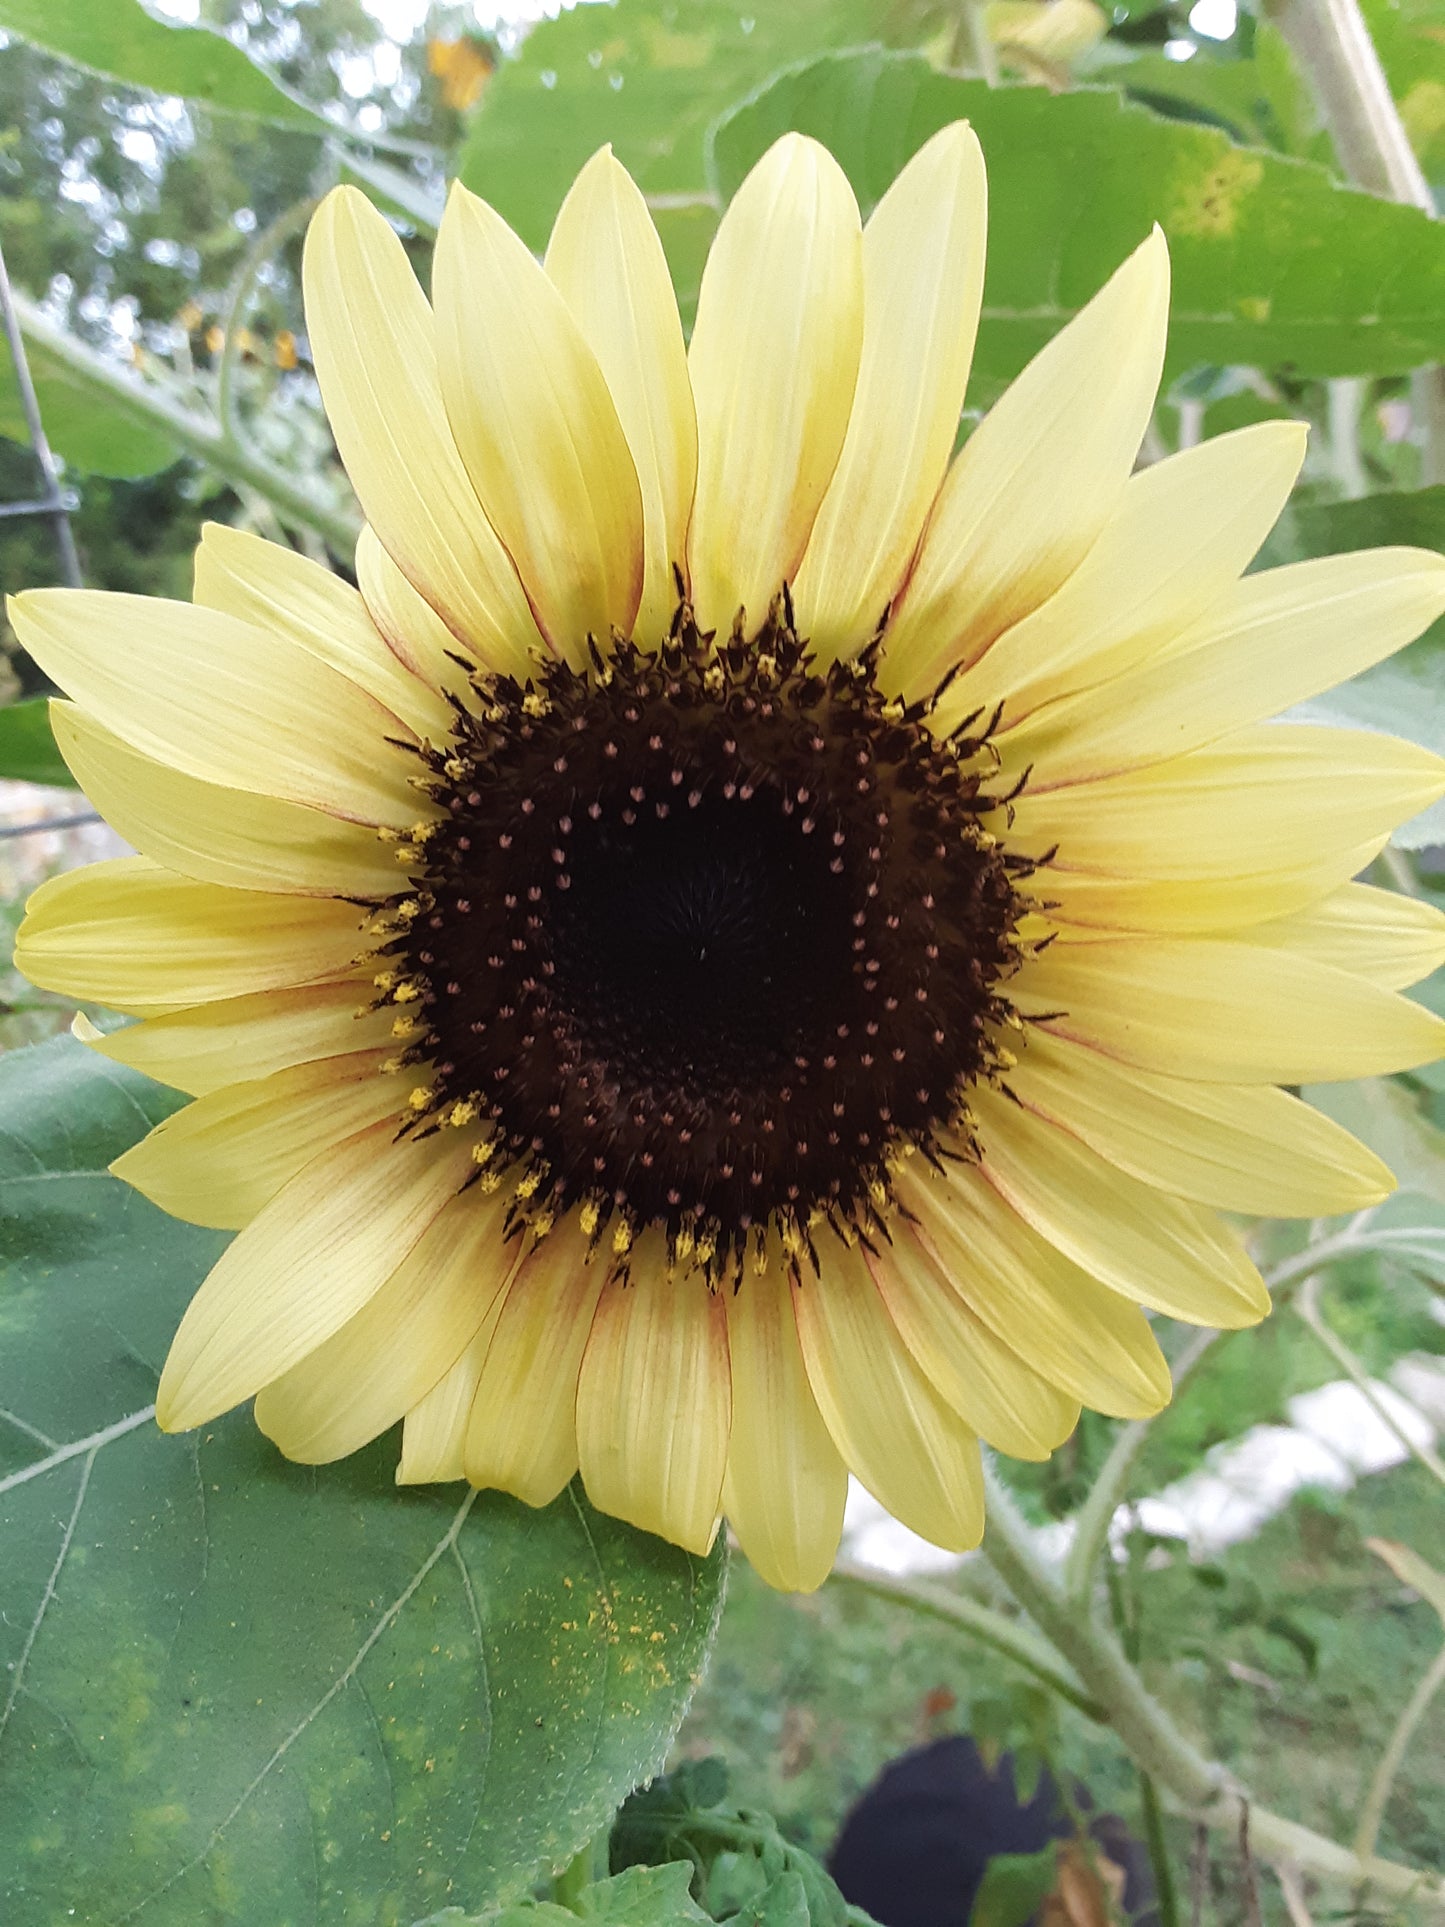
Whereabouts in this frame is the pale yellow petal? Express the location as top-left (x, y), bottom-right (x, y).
top-left (948, 421), bottom-right (1307, 721)
top-left (111, 1051), bottom-right (408, 1230)
top-left (1013, 936), bottom-right (1445, 1083)
top-left (192, 521), bottom-right (454, 741)
top-left (545, 147), bottom-right (697, 641)
top-left (17, 858), bottom-right (367, 1012)
top-left (10, 588), bottom-right (418, 829)
top-left (792, 122), bottom-right (987, 659)
top-left (967, 1086), bottom-right (1269, 1326)
top-left (575, 1245), bottom-right (730, 1556)
top-left (465, 1216), bottom-right (605, 1507)
top-left (157, 1122), bottom-right (472, 1433)
top-left (1240, 882), bottom-right (1445, 991)
top-left (1036, 841), bottom-right (1389, 936)
top-left (688, 134), bottom-right (864, 637)
top-left (1007, 1026), bottom-right (1394, 1216)
top-left (353, 523), bottom-right (477, 694)
top-left (884, 228), bottom-right (1170, 692)
top-left (794, 1237), bottom-right (984, 1552)
top-left (1005, 548), bottom-right (1445, 788)
top-left (433, 180), bottom-right (643, 652)
top-left (1008, 724), bottom-right (1445, 880)
top-left (398, 1316), bottom-right (505, 1485)
top-left (303, 185), bottom-right (540, 677)
top-left (895, 1156), bottom-right (1173, 1419)
top-left (865, 1232), bottom-right (1080, 1459)
top-left (721, 1261), bottom-right (849, 1593)
top-left (255, 1184), bottom-right (518, 1463)
top-left (84, 977), bottom-right (387, 1096)
top-left (51, 703), bottom-right (402, 900)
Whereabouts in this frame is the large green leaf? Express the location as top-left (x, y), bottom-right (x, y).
top-left (707, 51), bottom-right (1445, 384)
top-left (0, 697), bottom-right (69, 786)
top-left (455, 0), bottom-right (903, 320)
top-left (1259, 488), bottom-right (1445, 850)
top-left (0, 0), bottom-right (327, 127)
top-left (0, 1037), bottom-right (726, 1924)
top-left (1, 342), bottom-right (181, 478)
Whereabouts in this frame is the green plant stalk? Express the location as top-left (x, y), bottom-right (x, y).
top-left (829, 1558), bottom-right (1106, 1718)
top-left (1063, 1225), bottom-right (1389, 1602)
top-left (216, 195), bottom-right (319, 446)
top-left (551, 1828), bottom-right (610, 1911)
top-left (1294, 1275), bottom-right (1445, 1489)
top-left (976, 1463), bottom-right (1445, 1909)
top-left (1354, 1643), bottom-right (1445, 1865)
top-left (11, 289), bottom-right (361, 554)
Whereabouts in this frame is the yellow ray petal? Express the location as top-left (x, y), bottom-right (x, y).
top-left (895, 1157), bottom-right (1173, 1418)
top-left (884, 228), bottom-right (1170, 693)
top-left (51, 703), bottom-right (402, 900)
top-left (433, 180), bottom-right (643, 652)
top-left (1007, 1026), bottom-right (1394, 1216)
top-left (255, 1183), bottom-right (518, 1463)
top-left (157, 1121), bottom-right (472, 1433)
top-left (1005, 547), bottom-right (1445, 788)
top-left (1036, 840), bottom-right (1389, 935)
top-left (17, 858), bottom-right (367, 1012)
top-left (1013, 936), bottom-right (1445, 1083)
top-left (687, 134), bottom-right (863, 637)
top-left (1240, 882), bottom-right (1445, 991)
top-left (545, 147), bottom-right (697, 641)
top-left (967, 1086), bottom-right (1269, 1326)
top-left (721, 1260), bottom-right (849, 1593)
top-left (193, 521), bottom-right (455, 742)
top-left (303, 186), bottom-right (539, 676)
top-left (353, 523), bottom-right (475, 698)
top-left (111, 1050), bottom-right (408, 1230)
top-left (575, 1243), bottom-right (730, 1556)
top-left (794, 1237), bottom-right (984, 1552)
top-left (465, 1215), bottom-right (605, 1507)
top-left (10, 589), bottom-right (418, 829)
top-left (865, 1231), bottom-right (1080, 1459)
top-left (83, 976), bottom-right (387, 1096)
top-left (948, 421), bottom-right (1307, 722)
top-left (398, 1313), bottom-right (507, 1485)
top-left (792, 122), bottom-right (987, 660)
top-left (1007, 724), bottom-right (1445, 879)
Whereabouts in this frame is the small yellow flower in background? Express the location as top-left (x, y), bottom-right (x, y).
top-left (13, 127), bottom-right (1445, 1591)
top-left (989, 0), bottom-right (1108, 69)
top-left (427, 34), bottom-right (496, 112)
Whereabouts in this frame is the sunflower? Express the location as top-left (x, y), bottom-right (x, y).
top-left (14, 127), bottom-right (1445, 1593)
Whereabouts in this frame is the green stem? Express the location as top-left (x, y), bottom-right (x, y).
top-left (10, 288), bottom-right (360, 554)
top-left (216, 195), bottom-right (318, 446)
top-left (1354, 1644), bottom-right (1445, 1865)
top-left (976, 1463), bottom-right (1445, 1909)
top-left (1294, 1276), bottom-right (1445, 1490)
top-left (829, 1558), bottom-right (1106, 1719)
top-left (551, 1828), bottom-right (610, 1911)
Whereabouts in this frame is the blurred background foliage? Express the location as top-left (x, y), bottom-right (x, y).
top-left (5, 2), bottom-right (1445, 1921)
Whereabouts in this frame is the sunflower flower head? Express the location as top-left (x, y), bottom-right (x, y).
top-left (14, 126), bottom-right (1445, 1593)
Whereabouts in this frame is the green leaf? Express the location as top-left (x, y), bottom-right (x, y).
top-left (455, 0), bottom-right (905, 321)
top-left (1302, 1077), bottom-right (1445, 1209)
top-left (1, 341), bottom-right (181, 478)
top-left (967, 1845), bottom-right (1060, 1927)
top-left (1362, 0), bottom-right (1445, 183)
top-left (450, 1863), bottom-right (711, 1927)
top-left (731, 1870), bottom-right (813, 1927)
top-left (0, 698), bottom-right (69, 786)
top-left (1259, 488), bottom-right (1445, 849)
top-left (0, 0), bottom-right (327, 127)
top-left (0, 1035), bottom-right (726, 1924)
top-left (707, 51), bottom-right (1445, 384)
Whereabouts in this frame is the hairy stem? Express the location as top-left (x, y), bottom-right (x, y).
top-left (976, 1463), bottom-right (1445, 1909)
top-left (216, 195), bottom-right (318, 447)
top-left (1354, 1644), bottom-right (1445, 1865)
top-left (551, 1828), bottom-right (609, 1910)
top-left (829, 1559), bottom-right (1106, 1719)
top-left (11, 288), bottom-right (360, 554)
top-left (1295, 1276), bottom-right (1445, 1489)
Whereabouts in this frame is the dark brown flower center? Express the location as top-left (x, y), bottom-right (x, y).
top-left (375, 597), bottom-right (1035, 1283)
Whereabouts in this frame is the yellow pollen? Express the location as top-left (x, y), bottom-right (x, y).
top-left (448, 1100), bottom-right (478, 1127)
top-left (578, 1199), bottom-right (600, 1237)
top-left (869, 1178), bottom-right (890, 1211)
top-left (391, 1014), bottom-right (417, 1039)
top-left (514, 1170), bottom-right (542, 1200)
top-left (382, 1055), bottom-right (405, 1074)
top-left (530, 1209), bottom-right (555, 1238)
top-left (478, 1169), bottom-right (503, 1193)
top-left (408, 1086), bottom-right (433, 1110)
top-left (673, 1225), bottom-right (695, 1265)
top-left (521, 691), bottom-right (551, 718)
top-left (393, 980), bottom-right (422, 1003)
top-left (373, 969), bottom-right (397, 990)
top-left (612, 1222), bottom-right (633, 1258)
top-left (444, 756), bottom-right (469, 780)
top-left (471, 1139), bottom-right (497, 1165)
top-left (695, 1235), bottom-right (716, 1269)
